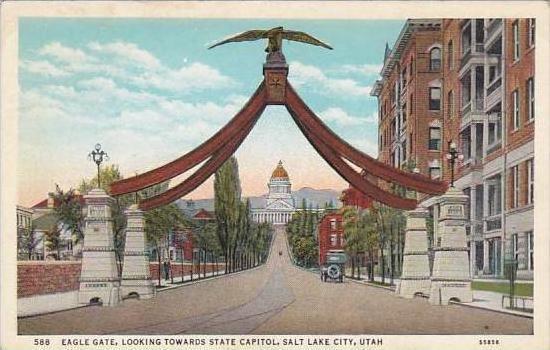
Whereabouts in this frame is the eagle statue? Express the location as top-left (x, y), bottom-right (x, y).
top-left (208, 26), bottom-right (333, 53)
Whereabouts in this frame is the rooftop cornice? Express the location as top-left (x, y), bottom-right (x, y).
top-left (378, 19), bottom-right (442, 81)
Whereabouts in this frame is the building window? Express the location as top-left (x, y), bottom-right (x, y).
top-left (330, 219), bottom-right (337, 230)
top-left (527, 158), bottom-right (534, 205)
top-left (512, 89), bottom-right (520, 130)
top-left (402, 140), bottom-right (407, 162)
top-left (430, 47), bottom-right (441, 71)
top-left (428, 127), bottom-right (441, 150)
top-left (487, 174), bottom-right (502, 216)
top-left (447, 40), bottom-right (454, 70)
top-left (330, 234), bottom-right (337, 247)
top-left (487, 115), bottom-right (502, 149)
top-left (402, 103), bottom-right (407, 124)
top-left (511, 165), bottom-right (519, 208)
top-left (527, 77), bottom-right (535, 121)
top-left (447, 90), bottom-right (454, 118)
top-left (527, 231), bottom-right (533, 270)
top-left (429, 87), bottom-right (441, 110)
top-left (402, 67), bottom-right (407, 87)
top-left (528, 18), bottom-right (535, 47)
top-left (513, 20), bottom-right (520, 61)
top-left (429, 166), bottom-right (441, 179)
top-left (512, 233), bottom-right (519, 262)
top-left (409, 93), bottom-right (414, 115)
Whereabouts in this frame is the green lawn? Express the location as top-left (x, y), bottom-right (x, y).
top-left (472, 281), bottom-right (533, 297)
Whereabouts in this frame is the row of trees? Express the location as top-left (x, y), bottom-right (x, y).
top-left (286, 199), bottom-right (322, 268)
top-left (342, 204), bottom-right (406, 284)
top-left (24, 157), bottom-right (274, 283)
top-left (214, 157), bottom-right (273, 273)
top-left (342, 161), bottom-right (420, 284)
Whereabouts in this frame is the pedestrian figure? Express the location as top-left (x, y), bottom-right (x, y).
top-left (163, 260), bottom-right (169, 280)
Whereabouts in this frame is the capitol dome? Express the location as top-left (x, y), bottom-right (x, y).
top-left (271, 160), bottom-right (289, 180)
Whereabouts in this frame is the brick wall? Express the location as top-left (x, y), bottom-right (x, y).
top-left (505, 18), bottom-right (535, 153)
top-left (17, 261), bottom-right (81, 298)
top-left (18, 261), bottom-right (225, 298)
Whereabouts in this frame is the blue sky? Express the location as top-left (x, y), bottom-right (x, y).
top-left (17, 18), bottom-right (404, 206)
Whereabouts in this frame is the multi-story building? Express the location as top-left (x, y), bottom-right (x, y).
top-left (373, 18), bottom-right (535, 280)
top-left (318, 213), bottom-right (345, 265)
top-left (372, 19), bottom-right (444, 187)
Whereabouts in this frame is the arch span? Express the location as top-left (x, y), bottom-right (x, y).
top-left (110, 61), bottom-right (447, 211)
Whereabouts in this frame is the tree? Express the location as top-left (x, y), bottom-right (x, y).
top-left (214, 157), bottom-right (242, 274)
top-left (49, 185), bottom-right (85, 247)
top-left (17, 225), bottom-right (41, 260)
top-left (286, 210), bottom-right (318, 268)
top-left (145, 203), bottom-right (188, 286)
top-left (44, 223), bottom-right (61, 260)
top-left (78, 164), bottom-right (169, 275)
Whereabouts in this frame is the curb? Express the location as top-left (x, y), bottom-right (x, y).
top-left (346, 276), bottom-right (396, 292)
top-left (347, 278), bottom-right (533, 319)
top-left (449, 300), bottom-right (534, 319)
top-left (157, 263), bottom-right (267, 292)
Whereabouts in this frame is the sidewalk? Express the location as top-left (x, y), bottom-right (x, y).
top-left (153, 269), bottom-right (226, 290)
top-left (346, 275), bottom-right (533, 318)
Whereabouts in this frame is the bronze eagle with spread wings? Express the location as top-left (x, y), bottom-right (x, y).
top-left (208, 26), bottom-right (333, 53)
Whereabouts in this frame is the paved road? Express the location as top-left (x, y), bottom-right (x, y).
top-left (19, 226), bottom-right (532, 335)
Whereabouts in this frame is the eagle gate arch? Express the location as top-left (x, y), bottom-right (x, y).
top-left (101, 29), bottom-right (459, 304)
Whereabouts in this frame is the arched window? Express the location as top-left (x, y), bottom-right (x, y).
top-left (430, 47), bottom-right (441, 71)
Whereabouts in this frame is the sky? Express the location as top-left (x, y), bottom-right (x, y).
top-left (17, 18), bottom-right (404, 207)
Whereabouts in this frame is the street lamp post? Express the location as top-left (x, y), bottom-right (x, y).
top-left (445, 141), bottom-right (464, 188)
top-left (88, 143), bottom-right (109, 188)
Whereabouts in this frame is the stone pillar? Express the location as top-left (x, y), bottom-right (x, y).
top-left (121, 205), bottom-right (156, 299)
top-left (483, 239), bottom-right (490, 274)
top-left (78, 189), bottom-right (121, 306)
top-left (396, 207), bottom-right (431, 298)
top-left (429, 188), bottom-right (473, 305)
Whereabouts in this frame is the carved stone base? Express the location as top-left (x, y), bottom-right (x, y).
top-left (429, 188), bottom-right (473, 305)
top-left (78, 189), bottom-right (121, 306)
top-left (121, 205), bottom-right (156, 299)
top-left (397, 208), bottom-right (431, 298)
top-left (429, 280), bottom-right (473, 305)
top-left (78, 280), bottom-right (121, 306)
top-left (396, 277), bottom-right (431, 298)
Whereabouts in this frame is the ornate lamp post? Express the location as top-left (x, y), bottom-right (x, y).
top-left (88, 143), bottom-right (109, 188)
top-left (445, 141), bottom-right (464, 188)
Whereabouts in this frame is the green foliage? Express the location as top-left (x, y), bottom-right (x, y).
top-left (78, 164), bottom-right (123, 194)
top-left (17, 225), bottom-right (41, 260)
top-left (43, 223), bottom-right (61, 259)
top-left (144, 203), bottom-right (189, 244)
top-left (49, 185), bottom-right (85, 244)
top-left (286, 209), bottom-right (318, 267)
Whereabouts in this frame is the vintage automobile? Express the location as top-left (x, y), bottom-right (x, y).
top-left (320, 250), bottom-right (347, 283)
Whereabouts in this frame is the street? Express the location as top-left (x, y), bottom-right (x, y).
top-left (18, 226), bottom-right (532, 335)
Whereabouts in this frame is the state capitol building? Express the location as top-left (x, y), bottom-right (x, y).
top-left (251, 161), bottom-right (297, 225)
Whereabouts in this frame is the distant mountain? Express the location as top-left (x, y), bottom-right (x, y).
top-left (177, 187), bottom-right (342, 212)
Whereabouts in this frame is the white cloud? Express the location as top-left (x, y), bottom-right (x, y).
top-left (319, 107), bottom-right (377, 126)
top-left (39, 42), bottom-right (91, 64)
top-left (25, 41), bottom-right (235, 94)
top-left (20, 60), bottom-right (69, 77)
top-left (348, 138), bottom-right (379, 157)
top-left (88, 41), bottom-right (161, 69)
top-left (288, 61), bottom-right (372, 97)
top-left (338, 64), bottom-right (382, 76)
top-left (131, 62), bottom-right (235, 93)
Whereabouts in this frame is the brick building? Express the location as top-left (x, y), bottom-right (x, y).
top-left (371, 19), bottom-right (443, 185)
top-left (317, 213), bottom-right (345, 265)
top-left (372, 18), bottom-right (535, 280)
